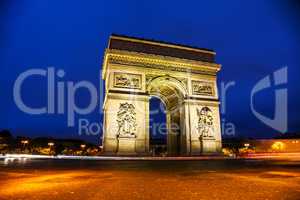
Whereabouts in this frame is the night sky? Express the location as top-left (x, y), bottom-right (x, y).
top-left (1, 1), bottom-right (299, 144)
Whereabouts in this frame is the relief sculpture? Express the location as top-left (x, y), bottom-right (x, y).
top-left (116, 103), bottom-right (137, 137)
top-left (197, 107), bottom-right (214, 138)
top-left (192, 81), bottom-right (214, 96)
top-left (114, 73), bottom-right (141, 89)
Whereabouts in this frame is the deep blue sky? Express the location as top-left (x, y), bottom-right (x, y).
top-left (0, 1), bottom-right (299, 144)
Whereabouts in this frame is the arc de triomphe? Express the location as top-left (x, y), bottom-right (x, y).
top-left (101, 35), bottom-right (222, 156)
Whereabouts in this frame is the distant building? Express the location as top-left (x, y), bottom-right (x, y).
top-left (223, 138), bottom-right (300, 154)
top-left (249, 139), bottom-right (300, 153)
top-left (0, 130), bottom-right (13, 153)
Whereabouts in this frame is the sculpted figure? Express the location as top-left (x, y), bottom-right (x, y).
top-left (197, 107), bottom-right (214, 138)
top-left (117, 103), bottom-right (137, 137)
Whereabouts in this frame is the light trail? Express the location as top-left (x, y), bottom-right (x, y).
top-left (1, 153), bottom-right (300, 162)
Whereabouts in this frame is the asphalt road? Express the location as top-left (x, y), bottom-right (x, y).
top-left (1, 159), bottom-right (300, 200)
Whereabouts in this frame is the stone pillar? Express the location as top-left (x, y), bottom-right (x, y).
top-left (182, 101), bottom-right (192, 155)
top-left (102, 93), bottom-right (149, 155)
top-left (185, 99), bottom-right (222, 155)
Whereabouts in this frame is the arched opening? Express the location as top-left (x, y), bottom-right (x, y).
top-left (149, 96), bottom-right (167, 156)
top-left (147, 76), bottom-right (187, 156)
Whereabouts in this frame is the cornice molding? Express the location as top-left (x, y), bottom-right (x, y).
top-left (110, 35), bottom-right (216, 55)
top-left (102, 49), bottom-right (221, 79)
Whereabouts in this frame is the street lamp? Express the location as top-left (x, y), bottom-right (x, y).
top-left (80, 144), bottom-right (86, 156)
top-left (21, 140), bottom-right (29, 153)
top-left (244, 143), bottom-right (250, 148)
top-left (21, 140), bottom-right (29, 145)
top-left (48, 142), bottom-right (54, 147)
top-left (47, 142), bottom-right (55, 155)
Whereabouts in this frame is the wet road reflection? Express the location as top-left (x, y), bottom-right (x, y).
top-left (1, 159), bottom-right (300, 200)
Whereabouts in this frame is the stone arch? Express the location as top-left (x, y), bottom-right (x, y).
top-left (147, 76), bottom-right (187, 96)
top-left (146, 75), bottom-right (187, 155)
top-left (147, 75), bottom-right (187, 111)
top-left (101, 34), bottom-right (222, 156)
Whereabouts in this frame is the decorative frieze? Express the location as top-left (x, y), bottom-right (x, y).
top-left (114, 72), bottom-right (142, 89)
top-left (192, 80), bottom-right (215, 96)
top-left (107, 53), bottom-right (218, 76)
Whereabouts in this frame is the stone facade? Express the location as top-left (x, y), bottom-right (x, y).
top-left (102, 35), bottom-right (222, 156)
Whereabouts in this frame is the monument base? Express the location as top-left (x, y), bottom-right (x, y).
top-left (117, 136), bottom-right (137, 155)
top-left (190, 136), bottom-right (218, 155)
top-left (201, 136), bottom-right (217, 154)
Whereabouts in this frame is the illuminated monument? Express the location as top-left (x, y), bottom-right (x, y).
top-left (101, 35), bottom-right (222, 156)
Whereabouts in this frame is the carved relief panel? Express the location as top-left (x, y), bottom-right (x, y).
top-left (197, 107), bottom-right (214, 138)
top-left (114, 72), bottom-right (142, 89)
top-left (192, 80), bottom-right (215, 96)
top-left (116, 103), bottom-right (137, 138)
